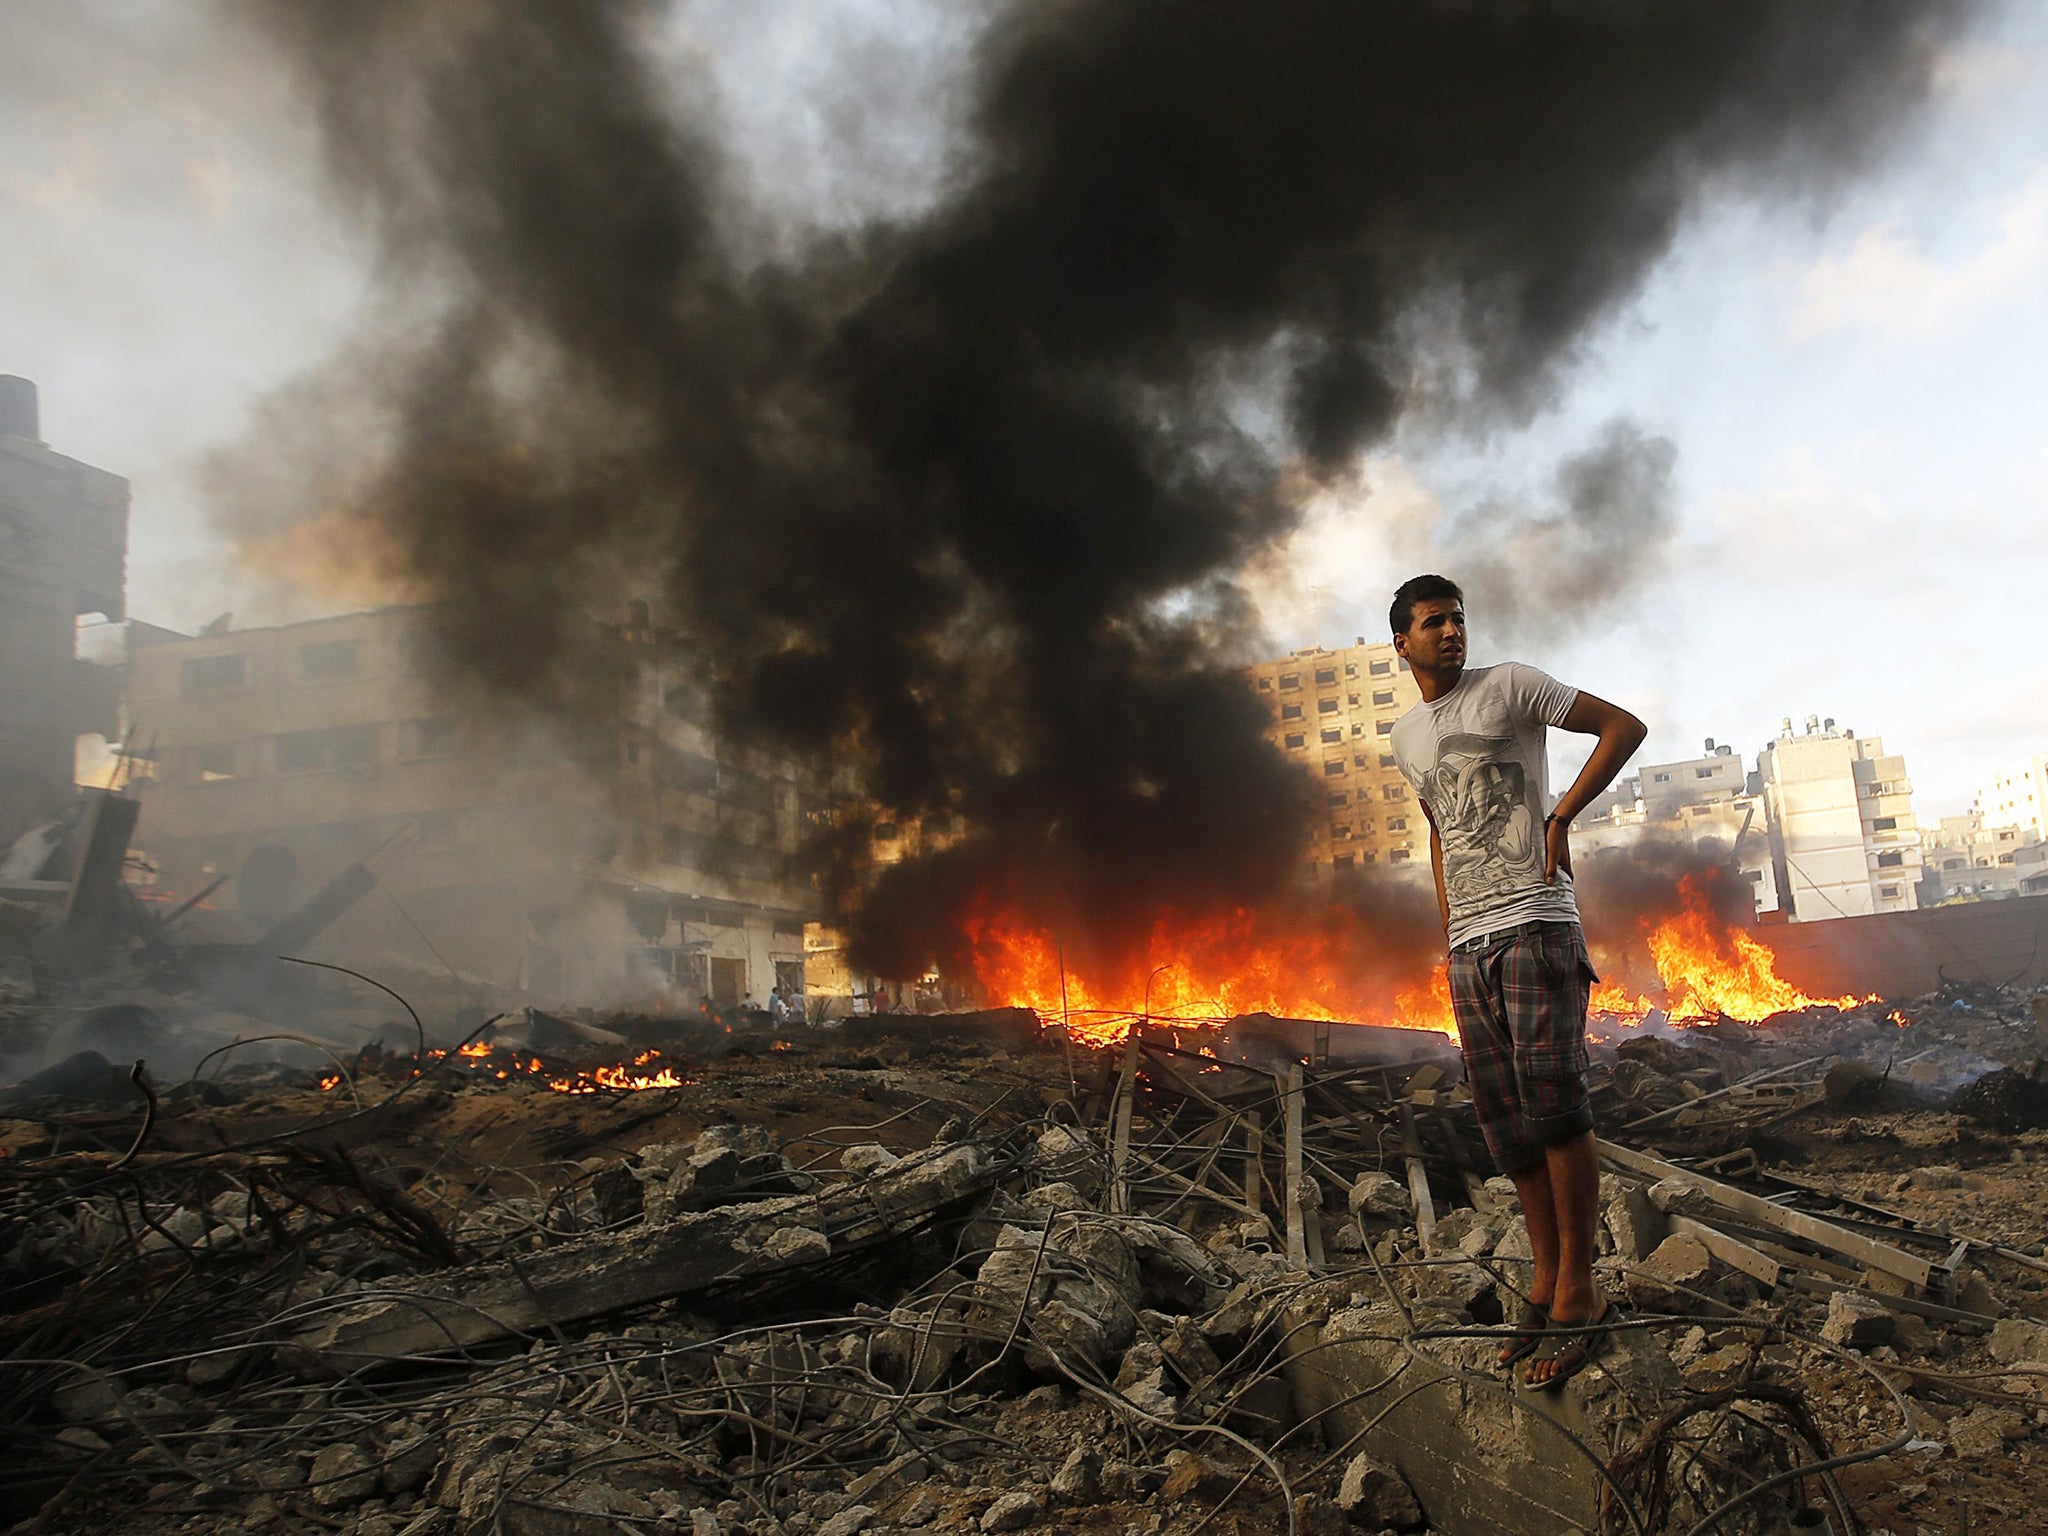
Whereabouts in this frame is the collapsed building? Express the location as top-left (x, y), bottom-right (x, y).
top-left (116, 604), bottom-right (818, 1010)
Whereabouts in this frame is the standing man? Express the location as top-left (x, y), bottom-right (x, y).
top-left (1387, 574), bottom-right (1646, 1389)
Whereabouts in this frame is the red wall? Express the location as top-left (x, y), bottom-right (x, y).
top-left (1757, 895), bottom-right (2048, 1001)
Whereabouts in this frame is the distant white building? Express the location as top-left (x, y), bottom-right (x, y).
top-left (1975, 752), bottom-right (2048, 842)
top-left (1756, 716), bottom-right (1921, 920)
top-left (1571, 737), bottom-right (1781, 915)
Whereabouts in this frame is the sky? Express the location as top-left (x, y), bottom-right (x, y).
top-left (3, 0), bottom-right (2046, 822)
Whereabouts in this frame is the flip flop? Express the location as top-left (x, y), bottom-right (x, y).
top-left (1524, 1302), bottom-right (1624, 1392)
top-left (1497, 1299), bottom-right (1549, 1370)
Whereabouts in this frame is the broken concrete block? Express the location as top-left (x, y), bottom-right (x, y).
top-left (840, 1143), bottom-right (900, 1176)
top-left (979, 1490), bottom-right (1042, 1531)
top-left (1646, 1176), bottom-right (1716, 1219)
top-left (1158, 1448), bottom-right (1226, 1502)
top-left (1349, 1171), bottom-right (1410, 1222)
top-left (1604, 1183), bottom-right (1666, 1264)
top-left (1625, 1233), bottom-right (1714, 1312)
top-left (1020, 1180), bottom-right (1086, 1214)
top-left (289, 1143), bottom-right (995, 1372)
top-left (379, 1433), bottom-right (439, 1496)
top-left (307, 1444), bottom-right (377, 1508)
top-left (1911, 1164), bottom-right (1965, 1189)
top-left (1820, 1292), bottom-right (1896, 1350)
top-left (1948, 1404), bottom-right (2026, 1458)
top-left (1032, 1124), bottom-right (1101, 1196)
top-left (1493, 1216), bottom-right (1533, 1264)
top-left (814, 1506), bottom-right (875, 1536)
top-left (1336, 1452), bottom-right (1424, 1530)
top-left (1051, 1443), bottom-right (1101, 1500)
top-left (846, 1452), bottom-right (928, 1503)
top-left (762, 1226), bottom-right (831, 1264)
top-left (1159, 1314), bottom-right (1224, 1389)
top-left (1990, 1317), bottom-right (2048, 1365)
top-left (1283, 1290), bottom-right (1798, 1536)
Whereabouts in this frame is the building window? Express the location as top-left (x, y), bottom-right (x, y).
top-left (1383, 784), bottom-right (1404, 800)
top-left (1352, 723), bottom-right (1365, 736)
top-left (1281, 703), bottom-right (1303, 720)
top-left (1372, 690), bottom-right (1395, 707)
top-left (1321, 728), bottom-right (1342, 744)
top-left (1353, 753), bottom-right (1371, 767)
top-left (1878, 884), bottom-right (1900, 899)
top-left (1314, 667), bottom-right (1337, 686)
top-left (1344, 663), bottom-right (1357, 677)
top-left (193, 744), bottom-right (237, 782)
top-left (1944, 858), bottom-right (1964, 871)
top-left (1317, 697), bottom-right (1339, 714)
top-left (300, 639), bottom-right (359, 680)
top-left (1257, 678), bottom-right (1272, 690)
top-left (276, 724), bottom-right (377, 773)
top-left (1333, 825), bottom-right (1352, 840)
top-left (1284, 732), bottom-right (1306, 749)
top-left (1324, 760), bottom-right (1346, 777)
top-left (1327, 791), bottom-right (1347, 806)
top-left (179, 653), bottom-right (246, 695)
top-left (1375, 720), bottom-right (1395, 736)
top-left (1333, 853), bottom-right (1355, 870)
top-left (1387, 817), bottom-right (1408, 833)
top-left (1361, 850), bottom-right (1377, 864)
top-left (1279, 674), bottom-right (1300, 690)
top-left (1695, 767), bottom-right (1714, 779)
top-left (1652, 772), bottom-right (1671, 783)
top-left (1369, 659), bottom-right (1392, 676)
top-left (1379, 753), bottom-right (1397, 769)
top-left (1875, 850), bottom-right (1904, 868)
top-left (1390, 848), bottom-right (1411, 862)
top-left (1871, 816), bottom-right (1897, 831)
top-left (402, 716), bottom-right (459, 759)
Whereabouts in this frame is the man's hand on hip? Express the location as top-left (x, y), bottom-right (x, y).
top-left (1544, 816), bottom-right (1573, 884)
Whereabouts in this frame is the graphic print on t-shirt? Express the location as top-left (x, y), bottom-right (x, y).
top-left (1388, 661), bottom-right (1583, 949)
top-left (1430, 731), bottom-right (1543, 911)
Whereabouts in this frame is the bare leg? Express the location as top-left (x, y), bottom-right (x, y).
top-left (1526, 1130), bottom-right (1607, 1386)
top-left (1511, 1164), bottom-right (1560, 1311)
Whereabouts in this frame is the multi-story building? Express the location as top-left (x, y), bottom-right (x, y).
top-left (1571, 738), bottom-right (1781, 914)
top-left (1975, 753), bottom-right (2048, 843)
top-left (1246, 639), bottom-right (1425, 877)
top-left (1757, 716), bottom-right (1921, 920)
top-left (1917, 810), bottom-right (2044, 904)
top-left (0, 377), bottom-right (128, 847)
top-left (121, 604), bottom-right (817, 1006)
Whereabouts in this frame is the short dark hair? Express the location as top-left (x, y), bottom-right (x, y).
top-left (1389, 574), bottom-right (1463, 636)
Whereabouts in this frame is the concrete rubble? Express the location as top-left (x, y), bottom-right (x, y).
top-left (4, 987), bottom-right (2048, 1534)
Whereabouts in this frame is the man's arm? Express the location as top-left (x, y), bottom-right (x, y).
top-left (1545, 691), bottom-right (1648, 883)
top-left (1419, 798), bottom-right (1450, 934)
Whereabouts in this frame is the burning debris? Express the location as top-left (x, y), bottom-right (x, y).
top-left (6, 983), bottom-right (2048, 1535)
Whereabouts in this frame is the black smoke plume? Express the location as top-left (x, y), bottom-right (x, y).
top-left (232, 0), bottom-right (1968, 980)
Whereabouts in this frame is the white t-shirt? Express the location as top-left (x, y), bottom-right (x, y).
top-left (1389, 662), bottom-right (1581, 949)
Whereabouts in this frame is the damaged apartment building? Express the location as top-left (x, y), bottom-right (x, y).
top-left (0, 377), bottom-right (127, 851)
top-left (1248, 639), bottom-right (1425, 879)
top-left (119, 604), bottom-right (816, 1007)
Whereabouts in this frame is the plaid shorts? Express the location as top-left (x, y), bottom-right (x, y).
top-left (1447, 919), bottom-right (1597, 1173)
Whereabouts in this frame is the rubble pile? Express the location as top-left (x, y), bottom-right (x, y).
top-left (4, 992), bottom-right (2048, 1534)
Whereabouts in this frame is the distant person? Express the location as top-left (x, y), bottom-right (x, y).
top-left (769, 987), bottom-right (790, 1024)
top-left (1388, 573), bottom-right (1645, 1390)
top-left (871, 986), bottom-right (892, 1015)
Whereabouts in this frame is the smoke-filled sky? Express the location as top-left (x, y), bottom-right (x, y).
top-left (4, 0), bottom-right (2045, 864)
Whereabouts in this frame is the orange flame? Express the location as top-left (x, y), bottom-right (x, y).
top-left (960, 901), bottom-right (1455, 1046)
top-left (1590, 873), bottom-right (1871, 1023)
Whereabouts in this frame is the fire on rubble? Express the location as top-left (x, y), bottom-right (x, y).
top-left (320, 1041), bottom-right (694, 1095)
top-left (960, 872), bottom-right (1869, 1048)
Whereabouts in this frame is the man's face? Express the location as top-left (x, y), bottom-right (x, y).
top-left (1395, 598), bottom-right (1467, 670)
